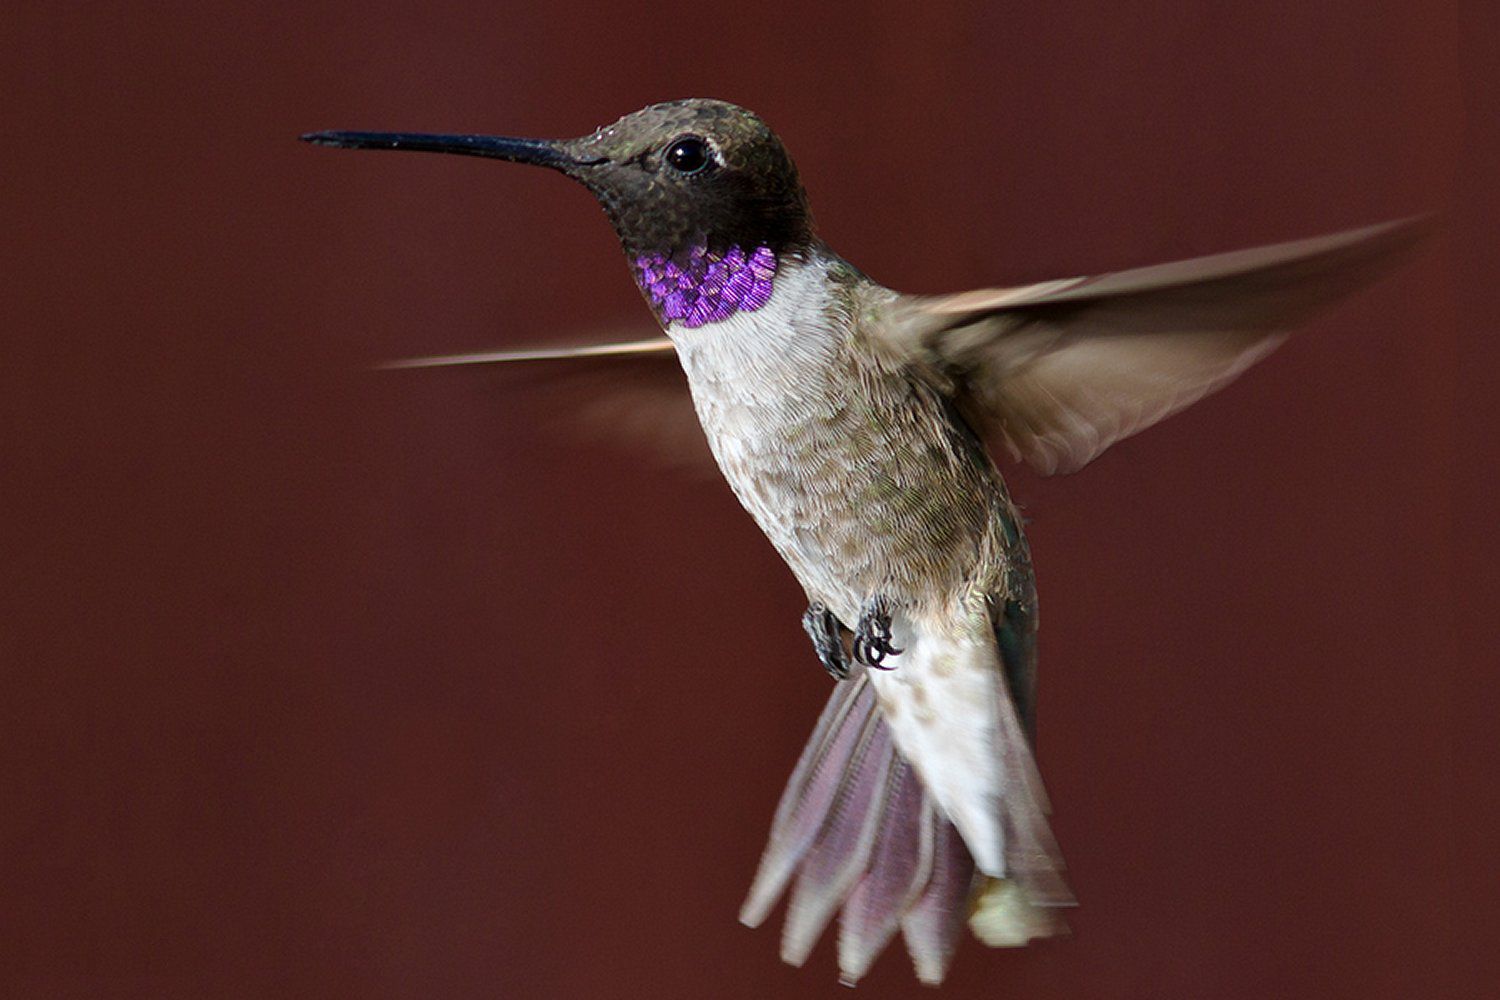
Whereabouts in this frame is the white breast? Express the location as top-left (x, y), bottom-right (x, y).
top-left (667, 260), bottom-right (853, 603)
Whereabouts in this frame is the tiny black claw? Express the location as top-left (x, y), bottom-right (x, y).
top-left (802, 602), bottom-right (850, 680)
top-left (854, 597), bottom-right (903, 670)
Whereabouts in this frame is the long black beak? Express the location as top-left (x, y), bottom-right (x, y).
top-left (299, 130), bottom-right (598, 170)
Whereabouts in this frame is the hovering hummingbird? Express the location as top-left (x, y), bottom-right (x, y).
top-left (304, 100), bottom-right (1423, 986)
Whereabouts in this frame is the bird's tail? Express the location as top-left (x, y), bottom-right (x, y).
top-left (739, 668), bottom-right (1068, 985)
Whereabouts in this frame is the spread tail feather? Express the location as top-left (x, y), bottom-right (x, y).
top-left (741, 667), bottom-right (1069, 985)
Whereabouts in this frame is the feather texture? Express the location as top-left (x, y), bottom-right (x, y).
top-left (741, 662), bottom-right (1067, 985)
top-left (892, 217), bottom-right (1430, 473)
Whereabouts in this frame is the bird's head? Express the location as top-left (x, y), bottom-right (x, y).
top-left (304, 99), bottom-right (815, 328)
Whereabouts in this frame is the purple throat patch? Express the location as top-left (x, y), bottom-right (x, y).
top-left (632, 244), bottom-right (777, 328)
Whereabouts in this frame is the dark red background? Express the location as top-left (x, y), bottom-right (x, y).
top-left (5, 3), bottom-right (1494, 998)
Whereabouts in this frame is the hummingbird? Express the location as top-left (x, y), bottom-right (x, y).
top-left (303, 99), bottom-right (1424, 986)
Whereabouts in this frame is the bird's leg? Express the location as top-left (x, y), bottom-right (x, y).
top-left (802, 602), bottom-right (850, 680)
top-left (853, 595), bottom-right (903, 670)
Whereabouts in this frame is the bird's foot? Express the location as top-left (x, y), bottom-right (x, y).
top-left (854, 596), bottom-right (903, 669)
top-left (802, 602), bottom-right (850, 680)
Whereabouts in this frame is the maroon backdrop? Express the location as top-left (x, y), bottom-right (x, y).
top-left (5, 3), bottom-right (1492, 998)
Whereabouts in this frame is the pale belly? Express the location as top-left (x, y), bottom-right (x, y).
top-left (684, 347), bottom-right (1007, 625)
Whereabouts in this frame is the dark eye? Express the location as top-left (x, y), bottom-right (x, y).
top-left (664, 136), bottom-right (712, 175)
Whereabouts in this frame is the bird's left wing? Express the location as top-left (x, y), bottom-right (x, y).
top-left (381, 335), bottom-right (715, 471)
top-left (882, 217), bottom-right (1430, 474)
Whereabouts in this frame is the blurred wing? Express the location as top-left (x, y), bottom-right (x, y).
top-left (892, 217), bottom-right (1430, 474)
top-left (380, 335), bottom-right (714, 472)
top-left (377, 337), bottom-right (677, 370)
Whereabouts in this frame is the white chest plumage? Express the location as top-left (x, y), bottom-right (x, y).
top-left (665, 257), bottom-right (1006, 621)
top-left (667, 260), bottom-right (856, 607)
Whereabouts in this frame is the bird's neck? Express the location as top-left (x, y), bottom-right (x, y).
top-left (662, 249), bottom-right (871, 394)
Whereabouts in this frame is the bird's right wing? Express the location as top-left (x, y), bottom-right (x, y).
top-left (379, 334), bottom-right (716, 472)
